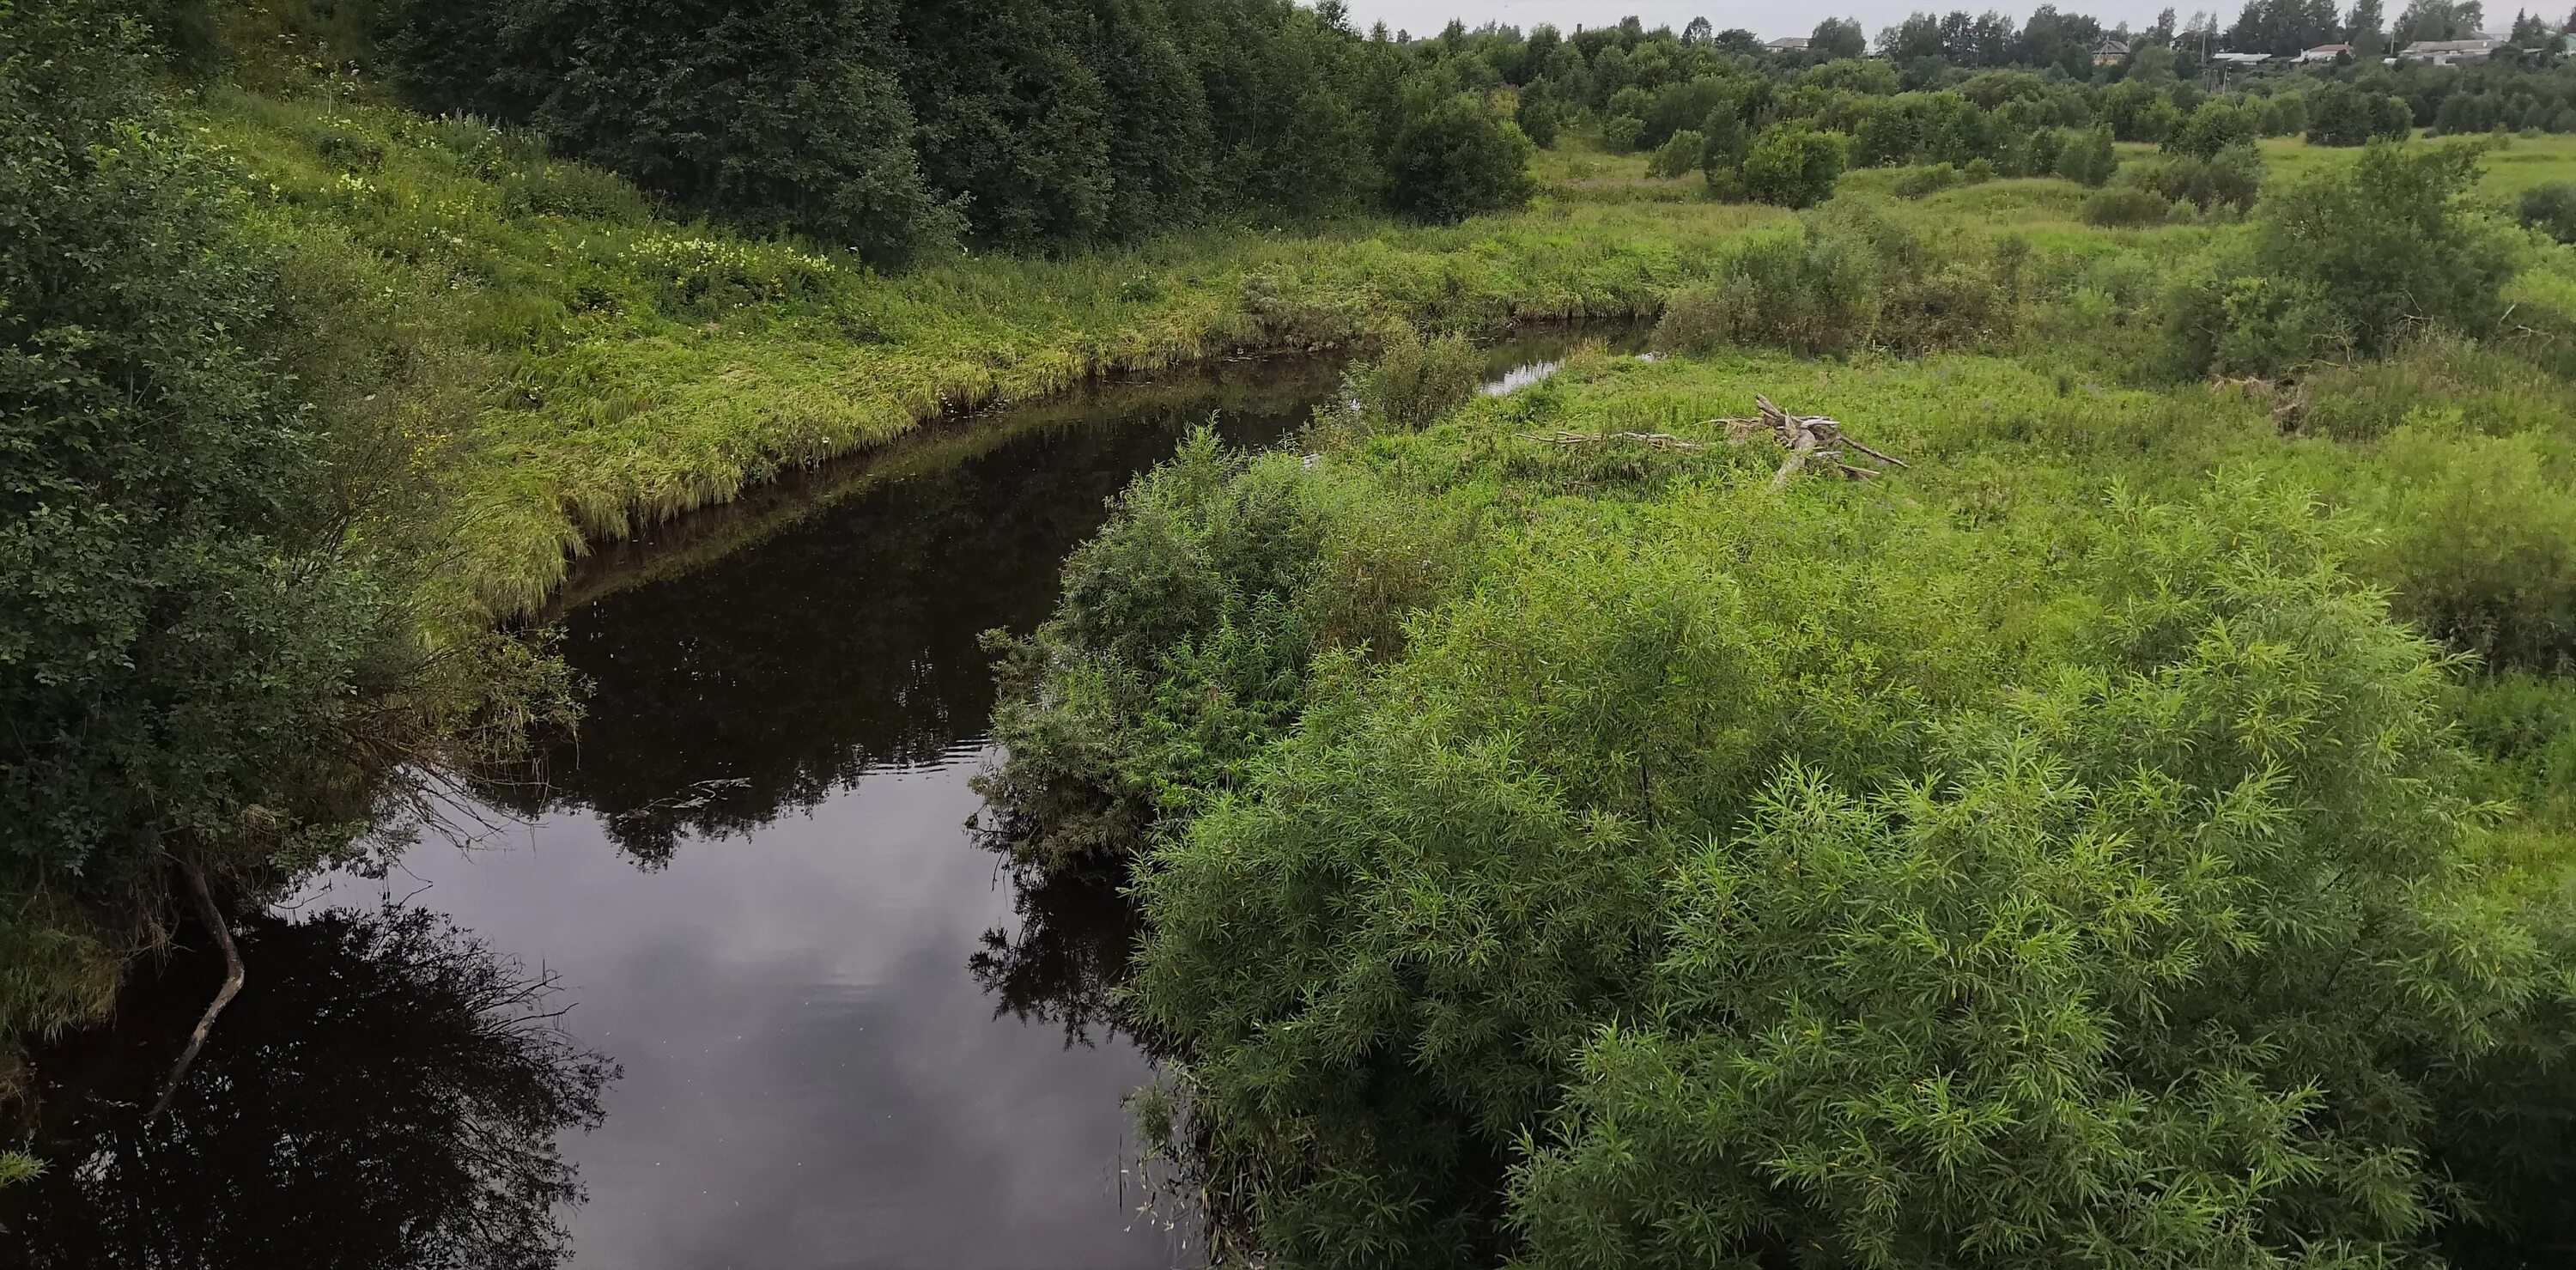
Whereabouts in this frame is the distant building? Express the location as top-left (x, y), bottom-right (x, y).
top-left (1766, 36), bottom-right (1809, 52)
top-left (2397, 36), bottom-right (2506, 64)
top-left (2297, 42), bottom-right (2353, 63)
top-left (2208, 51), bottom-right (2274, 64)
top-left (2092, 36), bottom-right (2130, 65)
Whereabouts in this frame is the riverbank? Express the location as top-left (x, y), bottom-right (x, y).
top-left (205, 89), bottom-right (1792, 617)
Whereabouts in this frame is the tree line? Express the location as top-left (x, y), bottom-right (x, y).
top-left (380, 0), bottom-right (1538, 262)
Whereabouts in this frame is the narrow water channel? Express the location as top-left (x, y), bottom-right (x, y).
top-left (2, 325), bottom-right (1643, 1270)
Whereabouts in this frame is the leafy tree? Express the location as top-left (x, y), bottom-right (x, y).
top-left (1, 1), bottom-right (434, 1042)
top-left (2165, 98), bottom-right (2262, 155)
top-left (1809, 16), bottom-right (1867, 59)
top-left (2352, 0), bottom-right (2391, 56)
top-left (1384, 90), bottom-right (1537, 224)
top-left (2306, 79), bottom-right (2415, 143)
top-left (1741, 124), bottom-right (1850, 207)
top-left (1645, 127), bottom-right (1704, 177)
top-left (2519, 179), bottom-right (2576, 240)
top-left (2057, 123), bottom-right (2121, 183)
top-left (2396, 0), bottom-right (2488, 41)
top-left (2166, 140), bottom-right (2513, 372)
top-left (1514, 78), bottom-right (1560, 147)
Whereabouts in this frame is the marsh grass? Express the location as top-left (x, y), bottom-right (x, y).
top-left (204, 89), bottom-right (1796, 613)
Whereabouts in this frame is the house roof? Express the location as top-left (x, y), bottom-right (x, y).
top-left (1766, 36), bottom-right (1809, 49)
top-left (2401, 37), bottom-right (2504, 52)
top-left (2095, 36), bottom-right (2130, 53)
top-left (2305, 42), bottom-right (2352, 52)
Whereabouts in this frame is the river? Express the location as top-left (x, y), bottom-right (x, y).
top-left (0, 326), bottom-right (1642, 1270)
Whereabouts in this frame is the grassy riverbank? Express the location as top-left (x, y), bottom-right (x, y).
top-left (204, 89), bottom-right (1790, 615)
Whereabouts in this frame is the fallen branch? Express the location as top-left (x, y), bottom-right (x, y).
top-left (1714, 395), bottom-right (1908, 491)
top-left (149, 860), bottom-right (245, 1121)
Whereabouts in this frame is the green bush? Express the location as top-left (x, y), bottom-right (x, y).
top-left (2136, 140), bottom-right (2263, 213)
top-left (1127, 479), bottom-right (2576, 1266)
top-left (1351, 328), bottom-right (1485, 429)
top-left (1643, 128), bottom-right (1703, 179)
top-left (2164, 97), bottom-right (2261, 158)
top-left (1740, 123), bottom-right (1849, 209)
top-left (2518, 180), bottom-right (2576, 243)
top-left (2306, 81), bottom-right (2415, 146)
top-left (1514, 81), bottom-right (1560, 149)
top-left (2081, 185), bottom-right (2173, 226)
top-left (0, 2), bottom-right (456, 1043)
top-left (1891, 162), bottom-right (1963, 198)
top-left (1387, 93), bottom-right (1537, 224)
top-left (1601, 113), bottom-right (1645, 151)
top-left (2055, 124), bottom-right (2119, 185)
top-left (2165, 141), bottom-right (2513, 375)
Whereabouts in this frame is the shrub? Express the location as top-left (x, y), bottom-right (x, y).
top-left (2081, 185), bottom-right (2173, 226)
top-left (2306, 82), bottom-right (2415, 146)
top-left (1740, 124), bottom-right (1848, 209)
top-left (2055, 124), bottom-right (2119, 185)
top-left (2518, 180), bottom-right (2576, 242)
top-left (2136, 140), bottom-right (2263, 213)
top-left (1352, 329), bottom-right (1485, 429)
top-left (1130, 481), bottom-right (2576, 1267)
top-left (2164, 97), bottom-right (2261, 157)
top-left (1601, 113), bottom-right (1645, 151)
top-left (1514, 81), bottom-right (1560, 149)
top-left (1644, 128), bottom-right (1704, 179)
top-left (1892, 162), bottom-right (1962, 198)
top-left (1387, 93), bottom-right (1537, 223)
top-left (1654, 206), bottom-right (2005, 356)
top-left (2251, 140), bottom-right (2512, 355)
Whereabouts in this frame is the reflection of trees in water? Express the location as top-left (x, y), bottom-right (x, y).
top-left (478, 368), bottom-right (1336, 869)
top-left (969, 861), bottom-right (1145, 1049)
top-left (1, 906), bottom-right (615, 1270)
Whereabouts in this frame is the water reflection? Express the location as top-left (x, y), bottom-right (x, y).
top-left (0, 908), bottom-right (612, 1270)
top-left (9, 327), bottom-right (1643, 1270)
top-left (495, 359), bottom-right (1344, 866)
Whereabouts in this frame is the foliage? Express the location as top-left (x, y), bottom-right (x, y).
top-left (1643, 128), bottom-right (1703, 179)
top-left (2081, 185), bottom-right (2174, 226)
top-left (1101, 451), bottom-right (2576, 1265)
top-left (2518, 179), bottom-right (2576, 241)
top-left (1352, 329), bottom-right (1486, 428)
top-left (2135, 141), bottom-right (2266, 213)
top-left (2307, 82), bottom-right (2416, 147)
top-left (2166, 141), bottom-right (2516, 374)
top-left (1, 1), bottom-right (406, 1040)
top-left (1386, 93), bottom-right (1537, 223)
top-left (1740, 124), bottom-right (1850, 209)
top-left (2055, 125), bottom-right (2119, 185)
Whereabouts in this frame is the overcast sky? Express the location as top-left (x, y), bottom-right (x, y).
top-left (1339, 0), bottom-right (2214, 45)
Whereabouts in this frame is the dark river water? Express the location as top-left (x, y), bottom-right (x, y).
top-left (1, 328), bottom-right (1638, 1270)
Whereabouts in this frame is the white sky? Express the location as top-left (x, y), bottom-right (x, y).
top-left (1340, 0), bottom-right (2216, 45)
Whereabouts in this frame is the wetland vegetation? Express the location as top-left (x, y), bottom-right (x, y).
top-left (15, 0), bottom-right (2576, 1265)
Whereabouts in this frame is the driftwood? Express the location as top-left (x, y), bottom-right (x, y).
top-left (1520, 396), bottom-right (1905, 490)
top-left (1717, 395), bottom-right (1907, 490)
top-left (149, 860), bottom-right (245, 1121)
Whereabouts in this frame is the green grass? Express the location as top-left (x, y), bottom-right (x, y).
top-left (205, 89), bottom-right (1791, 615)
top-left (210, 82), bottom-right (2576, 619)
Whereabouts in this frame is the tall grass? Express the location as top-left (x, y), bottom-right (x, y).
top-left (204, 88), bottom-right (1795, 614)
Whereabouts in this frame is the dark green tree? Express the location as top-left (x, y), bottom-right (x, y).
top-left (1, 1), bottom-right (430, 1042)
top-left (1809, 15), bottom-right (1867, 59)
top-left (1384, 91), bottom-right (1536, 223)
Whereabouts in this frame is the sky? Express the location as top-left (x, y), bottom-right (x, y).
top-left (1338, 0), bottom-right (2214, 46)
